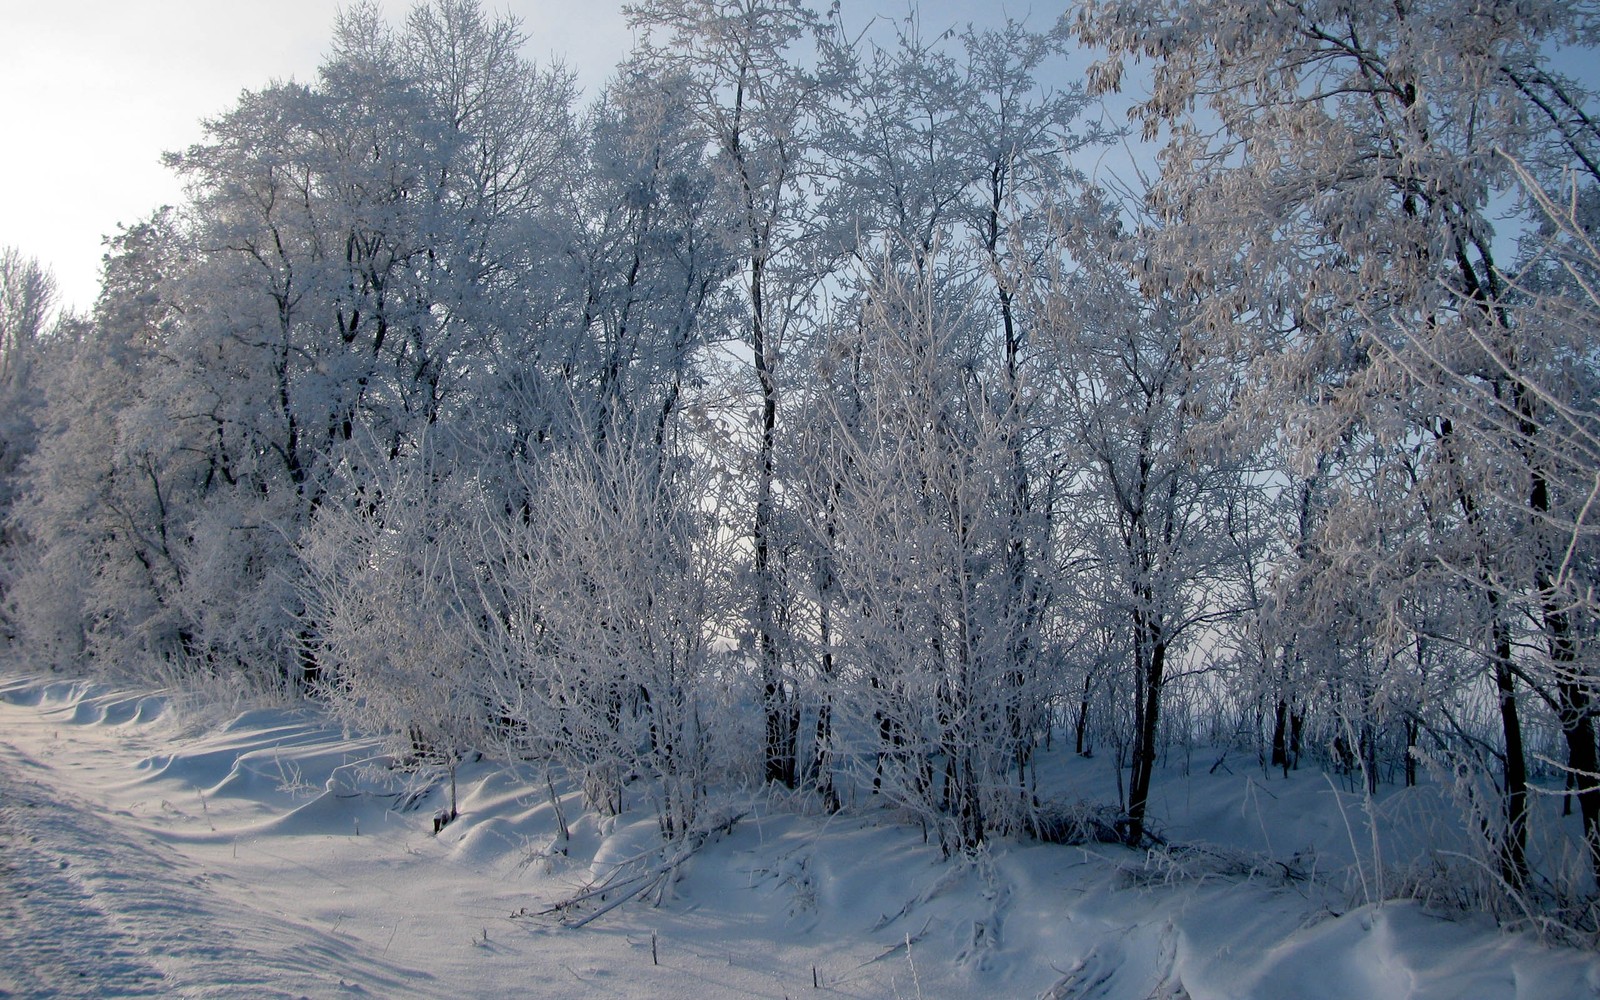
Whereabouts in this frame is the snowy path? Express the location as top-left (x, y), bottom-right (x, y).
top-left (0, 743), bottom-right (166, 997)
top-left (0, 681), bottom-right (927, 999)
top-left (0, 702), bottom-right (425, 998)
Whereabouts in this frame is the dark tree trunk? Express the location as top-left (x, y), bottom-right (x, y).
top-left (1270, 697), bottom-right (1291, 776)
top-left (1487, 600), bottom-right (1529, 889)
top-left (750, 251), bottom-right (796, 789)
top-left (1125, 622), bottom-right (1166, 846)
top-left (1075, 672), bottom-right (1093, 756)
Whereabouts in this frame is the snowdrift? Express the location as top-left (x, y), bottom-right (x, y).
top-left (3, 671), bottom-right (1599, 999)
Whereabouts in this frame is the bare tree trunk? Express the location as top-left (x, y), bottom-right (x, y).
top-left (1125, 618), bottom-right (1165, 846)
top-left (1488, 595), bottom-right (1530, 889)
top-left (1270, 697), bottom-right (1291, 777)
top-left (1075, 672), bottom-right (1093, 756)
top-left (751, 253), bottom-right (796, 789)
top-left (1549, 608), bottom-right (1600, 892)
top-left (812, 600), bottom-right (839, 812)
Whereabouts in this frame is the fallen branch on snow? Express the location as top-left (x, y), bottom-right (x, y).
top-left (534, 811), bottom-right (746, 928)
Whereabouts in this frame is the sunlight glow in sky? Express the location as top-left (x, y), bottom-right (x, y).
top-left (0, 1), bottom-right (635, 314)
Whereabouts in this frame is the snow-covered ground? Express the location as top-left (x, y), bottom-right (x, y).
top-left (3, 673), bottom-right (1598, 999)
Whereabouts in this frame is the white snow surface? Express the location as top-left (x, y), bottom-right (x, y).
top-left (2, 673), bottom-right (1598, 999)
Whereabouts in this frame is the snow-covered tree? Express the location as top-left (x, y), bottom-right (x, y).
top-left (627, 0), bottom-right (825, 787)
top-left (802, 247), bottom-right (1052, 852)
top-left (298, 440), bottom-right (488, 822)
top-left (7, 214), bottom-right (204, 673)
top-left (1074, 0), bottom-right (1600, 881)
top-left (1028, 191), bottom-right (1251, 845)
top-left (470, 417), bottom-right (739, 838)
top-left (796, 12), bottom-right (1103, 814)
top-left (0, 247), bottom-right (57, 555)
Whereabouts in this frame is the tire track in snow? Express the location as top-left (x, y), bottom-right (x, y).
top-left (0, 739), bottom-right (425, 998)
top-left (0, 783), bottom-right (166, 998)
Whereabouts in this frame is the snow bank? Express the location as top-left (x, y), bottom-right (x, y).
top-left (4, 671), bottom-right (1598, 999)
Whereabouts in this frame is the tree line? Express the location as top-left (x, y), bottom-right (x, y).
top-left (3, 0), bottom-right (1600, 917)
